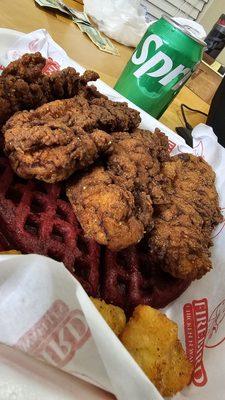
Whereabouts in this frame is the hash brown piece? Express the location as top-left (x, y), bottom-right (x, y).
top-left (91, 297), bottom-right (126, 336)
top-left (120, 305), bottom-right (193, 397)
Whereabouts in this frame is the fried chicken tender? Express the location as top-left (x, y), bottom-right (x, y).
top-left (91, 297), bottom-right (126, 336)
top-left (120, 305), bottom-right (193, 397)
top-left (0, 52), bottom-right (100, 128)
top-left (107, 128), bottom-right (169, 192)
top-left (89, 97), bottom-right (141, 133)
top-left (3, 98), bottom-right (113, 183)
top-left (2, 52), bottom-right (46, 79)
top-left (67, 129), bottom-right (169, 250)
top-left (67, 165), bottom-right (152, 250)
top-left (162, 153), bottom-right (222, 228)
top-left (149, 153), bottom-right (223, 280)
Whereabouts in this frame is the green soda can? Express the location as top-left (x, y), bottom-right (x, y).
top-left (114, 16), bottom-right (206, 119)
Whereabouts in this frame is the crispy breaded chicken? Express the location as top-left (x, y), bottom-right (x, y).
top-left (3, 99), bottom-right (112, 183)
top-left (3, 92), bottom-right (140, 183)
top-left (67, 129), bottom-right (169, 251)
top-left (106, 128), bottom-right (169, 193)
top-left (0, 52), bottom-right (100, 128)
top-left (120, 305), bottom-right (193, 397)
top-left (67, 165), bottom-right (152, 251)
top-left (149, 153), bottom-right (222, 280)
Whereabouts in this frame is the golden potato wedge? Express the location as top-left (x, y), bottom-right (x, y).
top-left (120, 305), bottom-right (193, 397)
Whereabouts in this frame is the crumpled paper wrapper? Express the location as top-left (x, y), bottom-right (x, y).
top-left (0, 29), bottom-right (224, 400)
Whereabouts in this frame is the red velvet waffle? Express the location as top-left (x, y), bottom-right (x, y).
top-left (102, 241), bottom-right (190, 314)
top-left (0, 156), bottom-right (190, 312)
top-left (0, 156), bottom-right (100, 296)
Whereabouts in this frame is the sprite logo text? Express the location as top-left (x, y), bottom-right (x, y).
top-left (132, 34), bottom-right (191, 89)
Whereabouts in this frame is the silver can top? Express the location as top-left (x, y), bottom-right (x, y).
top-left (162, 15), bottom-right (207, 47)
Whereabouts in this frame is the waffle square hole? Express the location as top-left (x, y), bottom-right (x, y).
top-left (59, 187), bottom-right (68, 202)
top-left (116, 252), bottom-right (130, 270)
top-left (74, 258), bottom-right (89, 280)
top-left (15, 176), bottom-right (27, 185)
top-left (24, 215), bottom-right (39, 236)
top-left (47, 249), bottom-right (63, 263)
top-left (30, 197), bottom-right (46, 214)
top-left (117, 277), bottom-right (127, 297)
top-left (51, 225), bottom-right (65, 243)
top-left (77, 235), bottom-right (89, 254)
top-left (56, 206), bottom-right (68, 221)
top-left (5, 187), bottom-right (22, 205)
top-left (35, 181), bottom-right (48, 194)
top-left (140, 282), bottom-right (154, 296)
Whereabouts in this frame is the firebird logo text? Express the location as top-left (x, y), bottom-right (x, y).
top-left (183, 298), bottom-right (208, 387)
